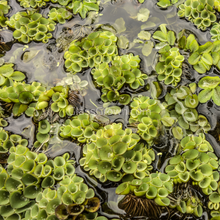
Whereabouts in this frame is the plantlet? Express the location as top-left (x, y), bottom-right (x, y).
top-left (178, 0), bottom-right (217, 31)
top-left (210, 22), bottom-right (220, 41)
top-left (157, 0), bottom-right (181, 8)
top-left (64, 30), bottom-right (118, 74)
top-left (80, 122), bottom-right (155, 183)
top-left (0, 0), bottom-right (10, 28)
top-left (48, 8), bottom-right (72, 24)
top-left (6, 11), bottom-right (56, 43)
top-left (129, 95), bottom-right (174, 145)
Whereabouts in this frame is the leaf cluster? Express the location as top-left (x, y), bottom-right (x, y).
top-left (48, 8), bottom-right (72, 24)
top-left (157, 0), bottom-right (180, 8)
top-left (178, 0), bottom-right (217, 31)
top-left (6, 11), bottom-right (55, 43)
top-left (0, 0), bottom-right (10, 28)
top-left (129, 95), bottom-right (174, 146)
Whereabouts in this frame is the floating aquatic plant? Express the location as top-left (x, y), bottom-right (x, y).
top-left (92, 54), bottom-right (148, 104)
top-left (80, 122), bottom-right (155, 183)
top-left (6, 11), bottom-right (56, 43)
top-left (0, 63), bottom-right (26, 87)
top-left (129, 95), bottom-right (174, 145)
top-left (210, 22), bottom-right (220, 41)
top-left (0, 128), bottom-right (28, 154)
top-left (178, 0), bottom-right (217, 31)
top-left (60, 113), bottom-right (102, 143)
top-left (165, 85), bottom-right (211, 134)
top-left (155, 46), bottom-right (184, 86)
top-left (198, 76), bottom-right (220, 106)
top-left (48, 8), bottom-right (72, 24)
top-left (0, 107), bottom-right (8, 128)
top-left (17, 0), bottom-right (50, 8)
top-left (0, 81), bottom-right (46, 117)
top-left (64, 30), bottom-right (118, 74)
top-left (165, 134), bottom-right (219, 193)
top-left (157, 0), bottom-right (181, 8)
top-left (0, 0), bottom-right (10, 28)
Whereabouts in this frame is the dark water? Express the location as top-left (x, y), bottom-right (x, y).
top-left (1, 0), bottom-right (220, 219)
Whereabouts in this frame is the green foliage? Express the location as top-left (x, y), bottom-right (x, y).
top-left (210, 22), bottom-right (220, 41)
top-left (165, 85), bottom-right (211, 134)
top-left (0, 81), bottom-right (46, 117)
top-left (80, 123), bottom-right (155, 183)
top-left (36, 86), bottom-right (75, 118)
top-left (157, 0), bottom-right (180, 8)
top-left (198, 76), bottom-right (220, 106)
top-left (178, 0), bottom-right (217, 31)
top-left (214, 0), bottom-right (220, 12)
top-left (6, 11), bottom-right (55, 43)
top-left (66, 0), bottom-right (99, 19)
top-left (155, 46), bottom-right (184, 86)
top-left (0, 128), bottom-right (28, 154)
top-left (92, 54), bottom-right (148, 104)
top-left (129, 95), bottom-right (174, 146)
top-left (0, 0), bottom-right (10, 28)
top-left (64, 30), bottom-right (118, 74)
top-left (48, 8), bottom-right (72, 24)
top-left (17, 0), bottom-right (50, 8)
top-left (60, 113), bottom-right (102, 143)
top-left (165, 134), bottom-right (219, 193)
top-left (0, 63), bottom-right (26, 88)
top-left (116, 173), bottom-right (173, 206)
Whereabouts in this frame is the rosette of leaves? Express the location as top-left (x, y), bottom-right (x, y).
top-left (198, 76), bottom-right (220, 106)
top-left (0, 107), bottom-right (8, 127)
top-left (157, 0), bottom-right (180, 8)
top-left (0, 129), bottom-right (28, 154)
top-left (0, 0), bottom-right (10, 28)
top-left (91, 54), bottom-right (148, 104)
top-left (17, 0), bottom-right (50, 8)
top-left (66, 0), bottom-right (99, 19)
top-left (210, 22), bottom-right (220, 41)
top-left (60, 113), bottom-right (102, 143)
top-left (178, 0), bottom-right (217, 31)
top-left (165, 134), bottom-right (219, 195)
top-left (116, 173), bottom-right (173, 207)
top-left (64, 30), bottom-right (118, 74)
top-left (165, 86), bottom-right (211, 134)
top-left (36, 85), bottom-right (75, 118)
top-left (0, 147), bottom-right (75, 219)
top-left (0, 63), bottom-right (26, 88)
top-left (6, 11), bottom-right (56, 43)
top-left (80, 123), bottom-right (156, 183)
top-left (48, 8), bottom-right (72, 24)
top-left (0, 81), bottom-right (46, 117)
top-left (129, 95), bottom-right (174, 146)
top-left (155, 46), bottom-right (184, 86)
top-left (185, 35), bottom-right (220, 73)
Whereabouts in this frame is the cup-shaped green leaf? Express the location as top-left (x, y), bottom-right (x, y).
top-left (38, 120), bottom-right (50, 134)
top-left (53, 167), bottom-right (65, 181)
top-left (67, 204), bottom-right (84, 216)
top-left (9, 191), bottom-right (29, 209)
top-left (146, 186), bottom-right (157, 199)
top-left (24, 185), bottom-right (41, 199)
top-left (106, 170), bottom-right (122, 182)
top-left (41, 176), bottom-right (55, 188)
top-left (116, 182), bottom-right (130, 195)
top-left (154, 197), bottom-right (170, 206)
top-left (72, 191), bottom-right (86, 204)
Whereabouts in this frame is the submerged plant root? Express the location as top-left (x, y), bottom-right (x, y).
top-left (119, 194), bottom-right (166, 218)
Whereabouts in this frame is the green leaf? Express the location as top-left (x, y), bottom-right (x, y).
top-left (197, 42), bottom-right (213, 54)
top-left (211, 52), bottom-right (219, 65)
top-left (212, 40), bottom-right (220, 52)
top-left (113, 18), bottom-right (126, 34)
top-left (142, 41), bottom-right (154, 57)
top-left (138, 31), bottom-right (151, 40)
top-left (117, 36), bottom-right (129, 49)
top-left (188, 52), bottom-right (200, 65)
top-left (159, 24), bottom-right (167, 35)
top-left (198, 89), bottom-right (213, 103)
top-left (104, 106), bottom-right (121, 115)
top-left (153, 31), bottom-right (167, 42)
top-left (10, 71), bottom-right (26, 81)
top-left (198, 76), bottom-right (220, 89)
top-left (172, 126), bottom-right (183, 140)
top-left (189, 39), bottom-right (199, 52)
top-left (193, 61), bottom-right (206, 74)
top-left (161, 117), bottom-right (174, 127)
top-left (137, 8), bottom-right (150, 22)
top-left (186, 34), bottom-right (196, 49)
top-left (201, 53), bottom-right (213, 65)
top-left (167, 31), bottom-right (176, 46)
top-left (212, 86), bottom-right (220, 106)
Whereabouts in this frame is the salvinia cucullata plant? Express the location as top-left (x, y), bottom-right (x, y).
top-left (6, 11), bottom-right (55, 44)
top-left (0, 0), bottom-right (10, 28)
top-left (80, 123), bottom-right (155, 183)
top-left (64, 30), bottom-right (118, 74)
top-left (48, 8), bottom-right (72, 24)
top-left (198, 76), bottom-right (220, 106)
top-left (91, 54), bottom-right (148, 104)
top-left (210, 22), bottom-right (220, 41)
top-left (157, 0), bottom-right (181, 8)
top-left (129, 95), bottom-right (174, 146)
top-left (178, 0), bottom-right (217, 31)
top-left (165, 85), bottom-right (211, 136)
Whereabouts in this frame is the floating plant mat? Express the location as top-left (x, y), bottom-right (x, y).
top-left (2, 0), bottom-right (220, 220)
